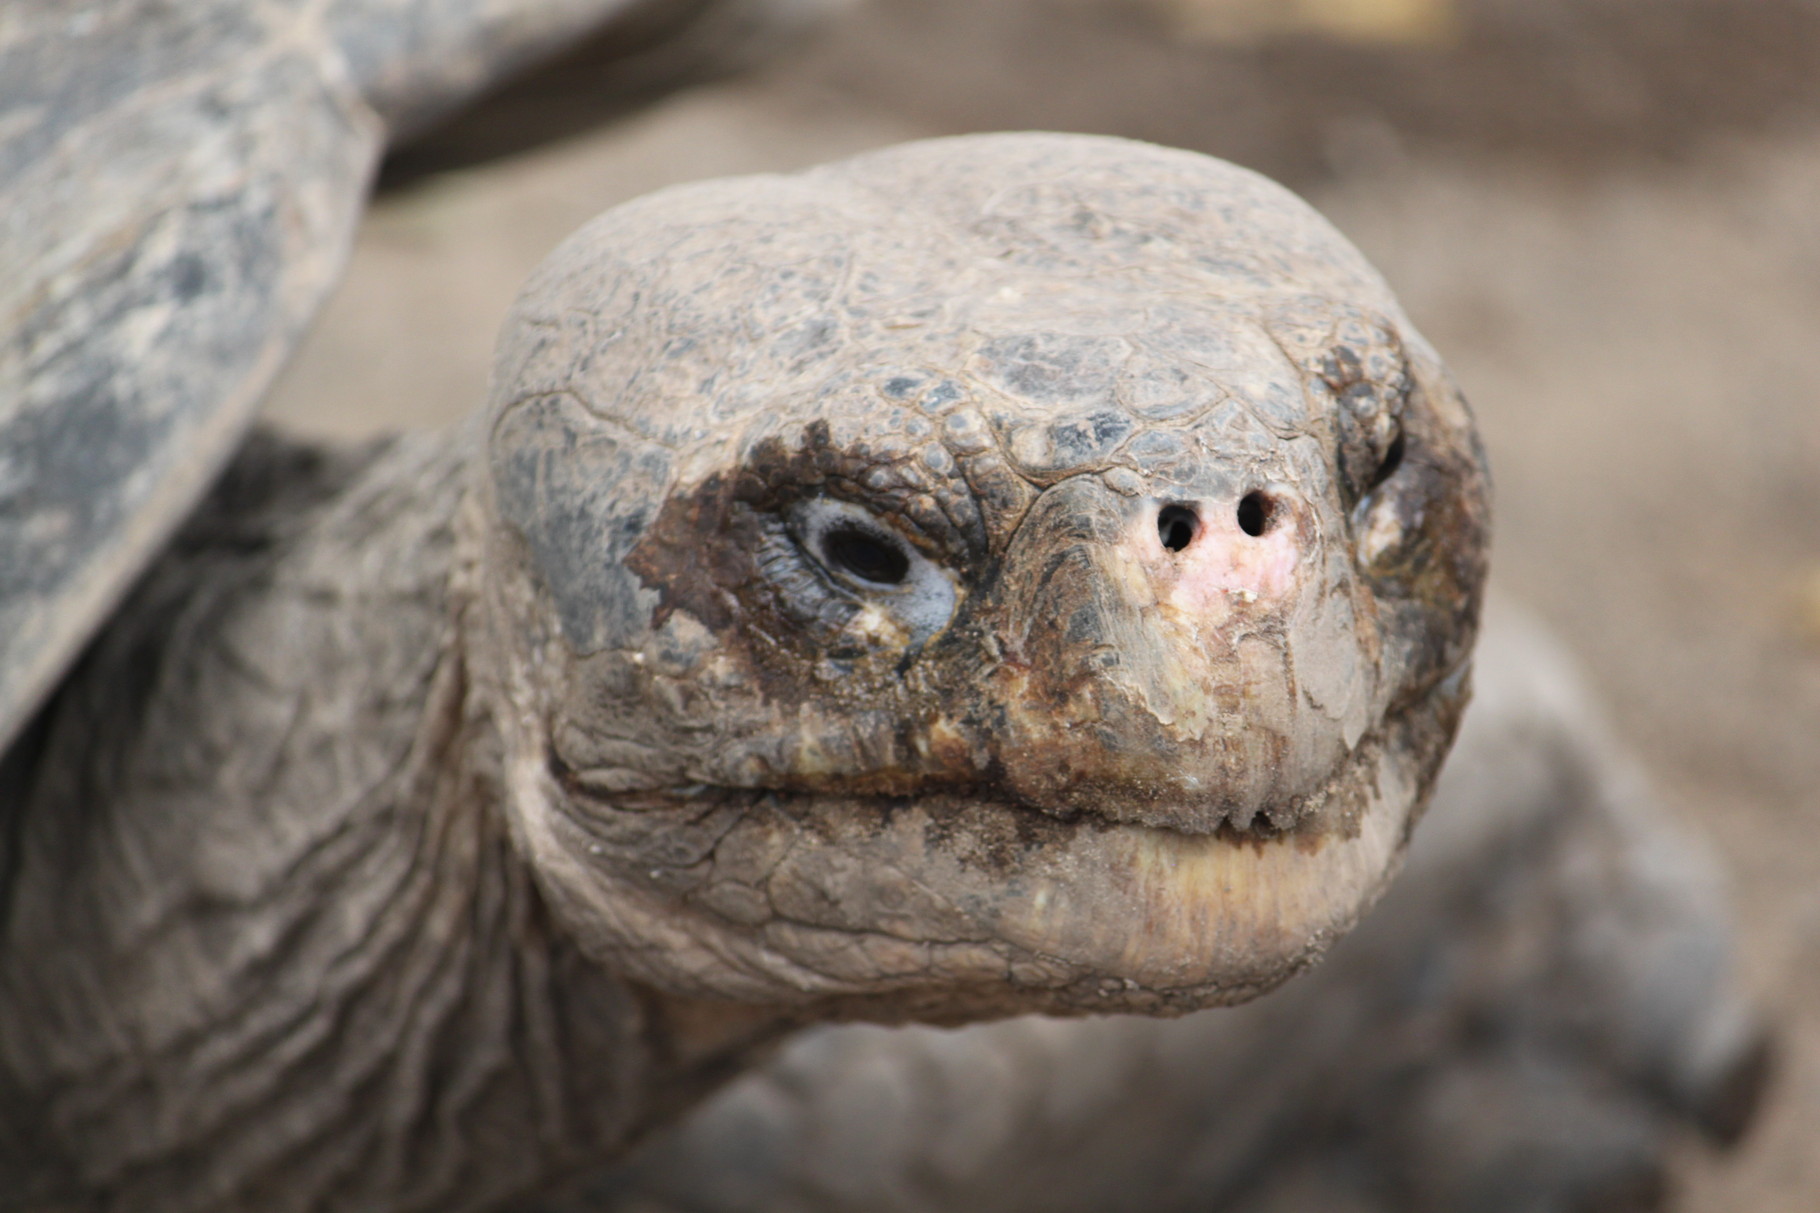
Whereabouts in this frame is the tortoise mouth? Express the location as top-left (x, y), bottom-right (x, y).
top-left (545, 732), bottom-right (1381, 844)
top-left (546, 743), bottom-right (1368, 837)
top-left (553, 774), bottom-right (1341, 846)
top-left (519, 713), bottom-right (1422, 1011)
top-left (503, 663), bottom-right (1473, 1012)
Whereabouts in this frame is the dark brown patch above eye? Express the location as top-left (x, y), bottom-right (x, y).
top-left (625, 472), bottom-right (752, 634)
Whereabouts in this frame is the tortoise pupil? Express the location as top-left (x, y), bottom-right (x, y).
top-left (824, 527), bottom-right (910, 585)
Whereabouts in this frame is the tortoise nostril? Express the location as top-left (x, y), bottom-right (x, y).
top-left (1237, 491), bottom-right (1274, 538)
top-left (1157, 504), bottom-right (1199, 553)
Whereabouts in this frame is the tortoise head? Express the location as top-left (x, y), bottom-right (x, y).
top-left (474, 133), bottom-right (1489, 1018)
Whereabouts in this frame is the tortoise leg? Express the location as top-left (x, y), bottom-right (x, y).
top-left (565, 602), bottom-right (1770, 1213)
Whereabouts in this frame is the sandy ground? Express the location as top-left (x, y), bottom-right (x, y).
top-left (264, 2), bottom-right (1820, 1204)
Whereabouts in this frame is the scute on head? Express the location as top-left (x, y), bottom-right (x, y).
top-left (474, 133), bottom-right (1489, 1017)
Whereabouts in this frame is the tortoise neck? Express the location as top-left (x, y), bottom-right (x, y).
top-left (0, 428), bottom-right (775, 1210)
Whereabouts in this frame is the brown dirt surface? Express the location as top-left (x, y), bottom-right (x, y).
top-left (264, 0), bottom-right (1820, 1205)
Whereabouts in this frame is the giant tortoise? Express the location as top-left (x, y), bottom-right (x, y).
top-left (0, 3), bottom-right (1767, 1210)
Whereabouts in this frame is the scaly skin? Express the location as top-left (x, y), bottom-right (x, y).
top-left (478, 134), bottom-right (1488, 1017)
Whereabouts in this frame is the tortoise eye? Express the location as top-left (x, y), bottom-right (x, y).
top-left (783, 497), bottom-right (959, 649)
top-left (791, 499), bottom-right (927, 595)
top-left (822, 527), bottom-right (910, 586)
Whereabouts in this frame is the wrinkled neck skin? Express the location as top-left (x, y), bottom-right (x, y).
top-left (0, 432), bottom-right (788, 1213)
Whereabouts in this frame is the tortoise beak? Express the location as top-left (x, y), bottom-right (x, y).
top-left (971, 473), bottom-right (1373, 835)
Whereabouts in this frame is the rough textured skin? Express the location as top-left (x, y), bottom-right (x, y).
top-left (1, 433), bottom-right (751, 1210)
top-left (10, 133), bottom-right (1705, 1210)
top-left (585, 603), bottom-right (1769, 1213)
top-left (0, 0), bottom-right (824, 756)
top-left (479, 134), bottom-right (1488, 1020)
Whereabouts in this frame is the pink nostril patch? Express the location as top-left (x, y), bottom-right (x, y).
top-left (1148, 492), bottom-right (1300, 612)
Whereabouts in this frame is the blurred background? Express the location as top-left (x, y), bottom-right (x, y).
top-left (262, 1), bottom-right (1820, 1205)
